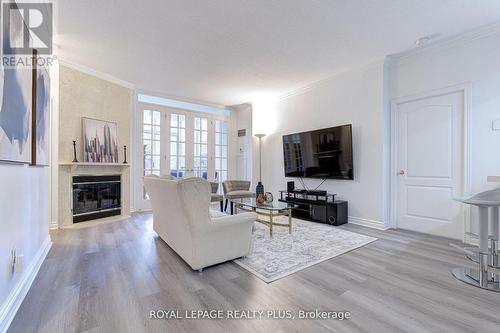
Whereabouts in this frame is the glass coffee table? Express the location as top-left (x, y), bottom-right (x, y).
top-left (231, 198), bottom-right (298, 237)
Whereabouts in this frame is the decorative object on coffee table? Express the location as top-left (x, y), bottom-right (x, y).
top-left (254, 133), bottom-right (266, 197)
top-left (265, 192), bottom-right (273, 203)
top-left (72, 140), bottom-right (78, 162)
top-left (123, 145), bottom-right (127, 164)
top-left (257, 193), bottom-right (266, 205)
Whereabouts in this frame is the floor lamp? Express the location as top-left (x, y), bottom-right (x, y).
top-left (255, 133), bottom-right (266, 196)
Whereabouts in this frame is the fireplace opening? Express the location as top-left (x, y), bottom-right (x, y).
top-left (72, 175), bottom-right (121, 223)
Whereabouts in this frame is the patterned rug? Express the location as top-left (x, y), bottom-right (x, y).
top-left (234, 218), bottom-right (377, 283)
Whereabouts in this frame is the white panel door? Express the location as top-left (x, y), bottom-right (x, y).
top-left (396, 91), bottom-right (464, 239)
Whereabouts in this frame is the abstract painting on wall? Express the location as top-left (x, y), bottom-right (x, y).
top-left (0, 9), bottom-right (33, 164)
top-left (32, 65), bottom-right (51, 166)
top-left (83, 118), bottom-right (119, 163)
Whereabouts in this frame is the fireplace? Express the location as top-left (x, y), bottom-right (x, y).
top-left (72, 175), bottom-right (121, 223)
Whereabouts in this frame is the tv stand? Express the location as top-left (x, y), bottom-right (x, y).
top-left (279, 190), bottom-right (348, 226)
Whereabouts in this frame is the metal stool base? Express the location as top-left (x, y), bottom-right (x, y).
top-left (465, 247), bottom-right (500, 269)
top-left (452, 268), bottom-right (500, 292)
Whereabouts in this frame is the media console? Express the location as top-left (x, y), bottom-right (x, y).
top-left (278, 190), bottom-right (348, 226)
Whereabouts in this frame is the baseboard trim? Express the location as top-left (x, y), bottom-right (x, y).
top-left (465, 233), bottom-right (478, 246)
top-left (60, 214), bottom-right (131, 229)
top-left (348, 216), bottom-right (389, 230)
top-left (49, 220), bottom-right (58, 230)
top-left (0, 236), bottom-right (52, 333)
top-left (131, 208), bottom-right (152, 214)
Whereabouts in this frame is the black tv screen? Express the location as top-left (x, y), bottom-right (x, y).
top-left (282, 124), bottom-right (353, 180)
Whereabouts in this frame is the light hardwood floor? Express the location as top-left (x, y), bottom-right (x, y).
top-left (8, 213), bottom-right (500, 333)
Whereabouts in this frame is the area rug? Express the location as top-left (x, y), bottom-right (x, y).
top-left (234, 218), bottom-right (377, 283)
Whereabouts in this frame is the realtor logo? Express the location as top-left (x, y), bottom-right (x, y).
top-left (2, 1), bottom-right (53, 55)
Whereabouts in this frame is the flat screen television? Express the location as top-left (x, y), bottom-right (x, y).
top-left (282, 124), bottom-right (353, 180)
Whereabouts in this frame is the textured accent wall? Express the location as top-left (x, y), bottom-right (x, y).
top-left (58, 65), bottom-right (132, 226)
top-left (58, 65), bottom-right (131, 162)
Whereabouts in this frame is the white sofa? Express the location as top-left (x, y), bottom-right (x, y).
top-left (144, 176), bottom-right (257, 271)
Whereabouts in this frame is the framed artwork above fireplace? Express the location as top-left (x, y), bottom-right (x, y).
top-left (83, 117), bottom-right (119, 163)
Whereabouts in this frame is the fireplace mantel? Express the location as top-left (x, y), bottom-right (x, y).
top-left (59, 162), bottom-right (130, 173)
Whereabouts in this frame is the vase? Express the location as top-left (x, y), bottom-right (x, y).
top-left (256, 181), bottom-right (264, 197)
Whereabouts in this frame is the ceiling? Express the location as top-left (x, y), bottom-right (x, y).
top-left (56, 0), bottom-right (500, 106)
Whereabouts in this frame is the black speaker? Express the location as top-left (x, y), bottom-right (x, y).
top-left (287, 181), bottom-right (295, 192)
top-left (326, 201), bottom-right (348, 226)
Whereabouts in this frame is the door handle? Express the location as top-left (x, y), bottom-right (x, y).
top-left (399, 170), bottom-right (405, 175)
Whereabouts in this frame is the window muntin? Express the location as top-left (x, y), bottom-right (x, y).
top-left (170, 113), bottom-right (186, 178)
top-left (215, 120), bottom-right (228, 187)
top-left (194, 117), bottom-right (208, 179)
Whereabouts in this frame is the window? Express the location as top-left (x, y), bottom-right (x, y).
top-left (143, 110), bottom-right (161, 199)
top-left (170, 113), bottom-right (186, 178)
top-left (215, 120), bottom-right (228, 188)
top-left (194, 117), bottom-right (208, 179)
top-left (143, 110), bottom-right (161, 176)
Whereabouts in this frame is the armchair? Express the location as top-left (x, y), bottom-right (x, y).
top-left (222, 180), bottom-right (255, 214)
top-left (144, 176), bottom-right (257, 271)
top-left (210, 182), bottom-right (224, 212)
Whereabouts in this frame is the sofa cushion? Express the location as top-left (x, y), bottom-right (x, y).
top-left (209, 209), bottom-right (226, 218)
top-left (226, 190), bottom-right (255, 199)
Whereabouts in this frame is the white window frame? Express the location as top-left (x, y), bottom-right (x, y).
top-left (214, 119), bottom-right (229, 191)
top-left (133, 101), bottom-right (230, 211)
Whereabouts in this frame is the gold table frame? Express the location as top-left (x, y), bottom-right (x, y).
top-left (233, 201), bottom-right (293, 237)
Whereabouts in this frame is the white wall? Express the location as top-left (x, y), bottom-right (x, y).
top-left (229, 104), bottom-right (253, 182)
top-left (49, 61), bottom-right (60, 229)
top-left (389, 30), bottom-right (500, 236)
top-left (260, 61), bottom-right (388, 228)
top-left (0, 165), bottom-right (51, 331)
top-left (258, 31), bottom-right (500, 236)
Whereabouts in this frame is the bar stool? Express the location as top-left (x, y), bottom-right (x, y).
top-left (464, 207), bottom-right (500, 273)
top-left (453, 189), bottom-right (500, 292)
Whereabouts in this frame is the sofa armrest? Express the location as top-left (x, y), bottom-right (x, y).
top-left (209, 212), bottom-right (257, 230)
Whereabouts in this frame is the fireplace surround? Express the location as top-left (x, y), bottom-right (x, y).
top-left (72, 175), bottom-right (121, 223)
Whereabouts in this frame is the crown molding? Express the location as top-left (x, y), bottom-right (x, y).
top-left (57, 58), bottom-right (135, 89)
top-left (271, 21), bottom-right (500, 104)
top-left (275, 58), bottom-right (386, 102)
top-left (227, 103), bottom-right (252, 112)
top-left (136, 88), bottom-right (227, 110)
top-left (389, 21), bottom-right (500, 62)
